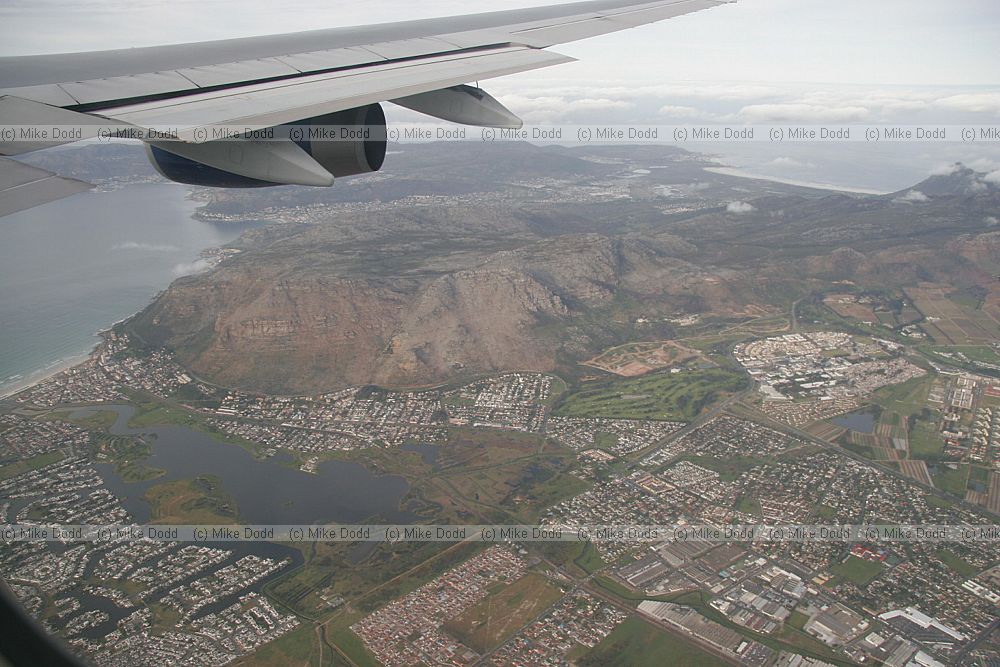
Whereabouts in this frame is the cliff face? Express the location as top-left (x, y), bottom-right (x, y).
top-left (126, 146), bottom-right (1000, 394)
top-left (374, 265), bottom-right (568, 387)
top-left (136, 270), bottom-right (415, 393)
top-left (132, 231), bottom-right (717, 393)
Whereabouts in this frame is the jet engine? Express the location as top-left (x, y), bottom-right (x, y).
top-left (144, 103), bottom-right (387, 188)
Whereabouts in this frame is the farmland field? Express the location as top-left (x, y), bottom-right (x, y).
top-left (907, 286), bottom-right (1000, 344)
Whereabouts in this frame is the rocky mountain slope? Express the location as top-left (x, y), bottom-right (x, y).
top-left (124, 145), bottom-right (1000, 394)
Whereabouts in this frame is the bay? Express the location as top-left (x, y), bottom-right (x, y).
top-left (0, 184), bottom-right (258, 395)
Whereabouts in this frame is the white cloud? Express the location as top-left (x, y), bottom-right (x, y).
top-left (987, 217), bottom-right (999, 226)
top-left (112, 241), bottom-right (179, 252)
top-left (492, 94), bottom-right (632, 122)
top-left (929, 163), bottom-right (962, 176)
top-left (984, 170), bottom-right (1000, 185)
top-left (172, 259), bottom-right (212, 276)
top-left (643, 83), bottom-right (783, 101)
top-left (726, 201), bottom-right (756, 214)
top-left (735, 103), bottom-right (870, 123)
top-left (968, 158), bottom-right (1000, 173)
top-left (488, 80), bottom-right (1000, 131)
top-left (934, 93), bottom-right (1000, 115)
top-left (764, 157), bottom-right (815, 169)
top-left (570, 98), bottom-right (634, 111)
top-left (894, 190), bottom-right (929, 204)
top-left (492, 94), bottom-right (568, 123)
top-left (658, 105), bottom-right (701, 118)
top-left (499, 82), bottom-right (785, 102)
top-left (877, 99), bottom-right (931, 113)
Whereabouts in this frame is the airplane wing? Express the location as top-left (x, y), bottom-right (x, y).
top-left (0, 0), bottom-right (734, 214)
top-left (0, 157), bottom-right (92, 217)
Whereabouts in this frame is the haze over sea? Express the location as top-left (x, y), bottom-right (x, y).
top-left (0, 184), bottom-right (259, 396)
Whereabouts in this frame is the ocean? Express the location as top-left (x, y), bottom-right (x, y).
top-left (0, 183), bottom-right (258, 396)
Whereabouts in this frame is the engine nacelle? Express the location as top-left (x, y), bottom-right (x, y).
top-left (302, 103), bottom-right (387, 178)
top-left (145, 103), bottom-right (387, 188)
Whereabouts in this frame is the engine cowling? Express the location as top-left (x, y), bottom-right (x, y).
top-left (145, 103), bottom-right (387, 188)
top-left (301, 103), bottom-right (387, 178)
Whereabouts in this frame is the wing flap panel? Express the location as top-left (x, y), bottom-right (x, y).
top-left (362, 38), bottom-right (462, 60)
top-left (59, 71), bottom-right (196, 105)
top-left (275, 47), bottom-right (386, 72)
top-left (176, 58), bottom-right (301, 87)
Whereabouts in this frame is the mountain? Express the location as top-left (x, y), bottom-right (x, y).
top-left (907, 164), bottom-right (1000, 197)
top-left (130, 230), bottom-right (724, 393)
top-left (123, 148), bottom-right (1000, 393)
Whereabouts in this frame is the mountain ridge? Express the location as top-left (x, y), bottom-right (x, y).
top-left (123, 148), bottom-right (1000, 393)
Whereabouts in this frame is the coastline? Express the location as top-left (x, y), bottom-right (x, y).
top-left (703, 167), bottom-right (891, 196)
top-left (0, 182), bottom-right (250, 403)
top-left (1, 304), bottom-right (144, 401)
top-left (0, 350), bottom-right (94, 399)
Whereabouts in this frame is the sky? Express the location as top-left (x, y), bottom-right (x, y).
top-left (2, 0), bottom-right (999, 190)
